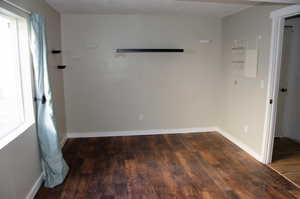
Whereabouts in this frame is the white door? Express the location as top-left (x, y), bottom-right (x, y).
top-left (275, 18), bottom-right (300, 141)
top-left (275, 27), bottom-right (292, 137)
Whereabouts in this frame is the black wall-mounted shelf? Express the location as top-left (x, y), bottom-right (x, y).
top-left (52, 50), bottom-right (62, 54)
top-left (116, 49), bottom-right (184, 53)
top-left (57, 65), bottom-right (66, 69)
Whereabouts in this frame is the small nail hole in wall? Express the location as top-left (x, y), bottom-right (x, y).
top-left (234, 80), bottom-right (238, 85)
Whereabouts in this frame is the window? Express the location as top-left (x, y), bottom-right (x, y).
top-left (0, 9), bottom-right (34, 149)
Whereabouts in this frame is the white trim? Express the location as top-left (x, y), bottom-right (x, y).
top-left (217, 128), bottom-right (263, 162)
top-left (23, 136), bottom-right (66, 199)
top-left (0, 6), bottom-right (35, 151)
top-left (25, 173), bottom-right (43, 199)
top-left (1, 0), bottom-right (31, 14)
top-left (60, 136), bottom-right (68, 148)
top-left (252, 0), bottom-right (300, 4)
top-left (24, 136), bottom-right (67, 199)
top-left (67, 127), bottom-right (218, 138)
top-left (262, 5), bottom-right (300, 164)
top-left (67, 127), bottom-right (263, 162)
top-left (271, 5), bottom-right (300, 19)
top-left (24, 137), bottom-right (66, 199)
top-left (0, 121), bottom-right (34, 150)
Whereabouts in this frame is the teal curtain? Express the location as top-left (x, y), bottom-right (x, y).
top-left (30, 13), bottom-right (69, 188)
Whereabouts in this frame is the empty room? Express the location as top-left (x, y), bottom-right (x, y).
top-left (1, 0), bottom-right (300, 198)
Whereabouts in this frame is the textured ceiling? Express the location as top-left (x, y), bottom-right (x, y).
top-left (46, 0), bottom-right (253, 17)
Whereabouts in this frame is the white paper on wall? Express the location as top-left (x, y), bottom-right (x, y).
top-left (232, 49), bottom-right (245, 63)
top-left (244, 49), bottom-right (258, 78)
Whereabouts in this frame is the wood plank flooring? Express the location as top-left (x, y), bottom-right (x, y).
top-left (270, 137), bottom-right (300, 187)
top-left (35, 132), bottom-right (300, 199)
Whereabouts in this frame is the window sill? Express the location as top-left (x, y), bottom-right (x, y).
top-left (0, 120), bottom-right (35, 150)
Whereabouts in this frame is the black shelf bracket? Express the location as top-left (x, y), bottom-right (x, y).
top-left (57, 65), bottom-right (66, 69)
top-left (52, 50), bottom-right (62, 54)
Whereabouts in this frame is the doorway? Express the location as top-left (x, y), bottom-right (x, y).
top-left (263, 5), bottom-right (300, 163)
top-left (268, 15), bottom-right (300, 187)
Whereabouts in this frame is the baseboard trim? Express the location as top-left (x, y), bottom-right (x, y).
top-left (25, 137), bottom-right (66, 199)
top-left (67, 127), bottom-right (218, 138)
top-left (216, 127), bottom-right (263, 162)
top-left (25, 173), bottom-right (43, 199)
top-left (67, 127), bottom-right (263, 162)
top-left (60, 136), bottom-right (68, 148)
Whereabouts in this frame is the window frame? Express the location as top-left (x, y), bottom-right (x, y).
top-left (0, 6), bottom-right (35, 150)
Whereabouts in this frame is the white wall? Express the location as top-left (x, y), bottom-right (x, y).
top-left (62, 15), bottom-right (223, 134)
top-left (62, 7), bottom-right (286, 158)
top-left (0, 127), bottom-right (40, 199)
top-left (221, 6), bottom-right (282, 155)
top-left (0, 0), bottom-right (65, 199)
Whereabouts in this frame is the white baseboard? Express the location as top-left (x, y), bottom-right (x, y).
top-left (67, 127), bottom-right (263, 163)
top-left (25, 135), bottom-right (66, 199)
top-left (25, 173), bottom-right (43, 199)
top-left (25, 137), bottom-right (66, 199)
top-left (60, 136), bottom-right (68, 148)
top-left (67, 127), bottom-right (218, 138)
top-left (216, 127), bottom-right (263, 162)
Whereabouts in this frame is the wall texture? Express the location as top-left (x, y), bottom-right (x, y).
top-left (221, 6), bottom-right (282, 155)
top-left (62, 15), bottom-right (223, 134)
top-left (0, 0), bottom-right (65, 199)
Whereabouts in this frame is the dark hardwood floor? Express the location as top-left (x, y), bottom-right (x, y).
top-left (270, 137), bottom-right (300, 187)
top-left (35, 132), bottom-right (300, 199)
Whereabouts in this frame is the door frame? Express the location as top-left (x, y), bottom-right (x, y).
top-left (262, 5), bottom-right (300, 164)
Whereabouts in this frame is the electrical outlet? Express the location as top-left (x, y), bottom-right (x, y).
top-left (138, 114), bottom-right (144, 121)
top-left (244, 126), bottom-right (248, 134)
